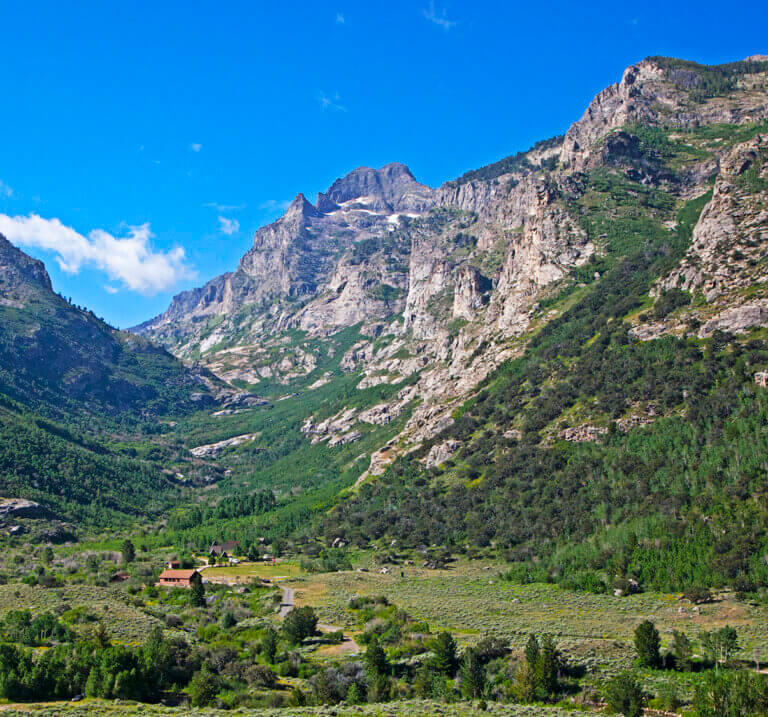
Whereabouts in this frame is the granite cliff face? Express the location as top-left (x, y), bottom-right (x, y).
top-left (135, 55), bottom-right (768, 478)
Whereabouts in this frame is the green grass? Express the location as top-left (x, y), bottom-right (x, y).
top-left (0, 584), bottom-right (162, 644)
top-left (0, 698), bottom-right (578, 715)
top-left (287, 563), bottom-right (768, 659)
top-left (203, 561), bottom-right (303, 581)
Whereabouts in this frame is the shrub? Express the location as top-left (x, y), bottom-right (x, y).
top-left (693, 671), bottom-right (768, 716)
top-left (605, 671), bottom-right (644, 717)
top-left (188, 666), bottom-right (219, 707)
top-left (282, 606), bottom-right (318, 645)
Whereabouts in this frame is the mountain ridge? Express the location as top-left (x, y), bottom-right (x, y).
top-left (132, 55), bottom-right (768, 483)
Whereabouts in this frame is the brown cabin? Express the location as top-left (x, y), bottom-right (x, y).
top-left (110, 571), bottom-right (130, 583)
top-left (208, 541), bottom-right (240, 558)
top-left (158, 569), bottom-right (198, 588)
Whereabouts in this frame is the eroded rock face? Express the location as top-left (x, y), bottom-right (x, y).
top-left (452, 266), bottom-right (489, 320)
top-left (663, 135), bottom-right (768, 302)
top-left (0, 498), bottom-right (50, 521)
top-left (134, 165), bottom-right (431, 352)
top-left (558, 425), bottom-right (607, 442)
top-left (489, 179), bottom-right (593, 334)
top-left (190, 434), bottom-right (258, 458)
top-left (0, 235), bottom-right (52, 298)
top-left (132, 57), bottom-right (768, 485)
top-left (424, 439), bottom-right (462, 468)
top-left (561, 59), bottom-right (768, 172)
top-left (699, 301), bottom-right (768, 337)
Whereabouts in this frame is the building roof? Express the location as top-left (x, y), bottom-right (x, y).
top-left (159, 569), bottom-right (197, 580)
top-left (209, 541), bottom-right (240, 554)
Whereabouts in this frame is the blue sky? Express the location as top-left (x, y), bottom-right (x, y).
top-left (0, 1), bottom-right (765, 328)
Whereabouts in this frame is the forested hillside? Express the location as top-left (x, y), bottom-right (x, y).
top-left (323, 119), bottom-right (768, 595)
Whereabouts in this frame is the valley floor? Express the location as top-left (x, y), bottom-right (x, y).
top-left (0, 699), bottom-right (575, 715)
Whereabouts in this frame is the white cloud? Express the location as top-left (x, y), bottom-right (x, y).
top-left (190, 142), bottom-right (203, 152)
top-left (258, 199), bottom-right (292, 213)
top-left (0, 181), bottom-right (13, 198)
top-left (104, 285), bottom-right (119, 294)
top-left (422, 1), bottom-right (457, 30)
top-left (218, 216), bottom-right (240, 235)
top-left (204, 202), bottom-right (246, 212)
top-left (319, 91), bottom-right (347, 112)
top-left (0, 213), bottom-right (195, 295)
top-left (336, 12), bottom-right (345, 23)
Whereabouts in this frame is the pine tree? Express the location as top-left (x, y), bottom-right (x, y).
top-left (524, 633), bottom-right (540, 668)
top-left (121, 539), bottom-right (135, 564)
top-left (672, 630), bottom-right (693, 671)
top-left (261, 627), bottom-right (279, 663)
top-left (189, 572), bottom-right (206, 607)
top-left (536, 634), bottom-right (559, 695)
top-left (634, 620), bottom-right (661, 667)
top-left (459, 647), bottom-right (486, 699)
top-left (430, 631), bottom-right (458, 676)
top-left (365, 635), bottom-right (389, 678)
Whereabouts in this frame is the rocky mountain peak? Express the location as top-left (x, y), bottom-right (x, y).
top-left (0, 233), bottom-right (53, 293)
top-left (316, 162), bottom-right (431, 213)
top-left (561, 56), bottom-right (768, 172)
top-left (284, 193), bottom-right (321, 221)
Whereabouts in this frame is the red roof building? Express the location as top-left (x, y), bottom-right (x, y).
top-left (158, 568), bottom-right (198, 588)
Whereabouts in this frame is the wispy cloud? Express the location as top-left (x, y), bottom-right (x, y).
top-left (203, 202), bottom-right (246, 212)
top-left (0, 214), bottom-right (195, 295)
top-left (218, 216), bottom-right (240, 235)
top-left (104, 285), bottom-right (119, 294)
top-left (336, 12), bottom-right (345, 24)
top-left (190, 142), bottom-right (203, 153)
top-left (318, 91), bottom-right (347, 112)
top-left (0, 181), bottom-right (13, 199)
top-left (258, 199), bottom-right (292, 213)
top-left (422, 1), bottom-right (457, 30)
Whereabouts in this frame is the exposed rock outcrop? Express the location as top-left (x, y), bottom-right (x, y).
top-left (662, 135), bottom-right (768, 302)
top-left (190, 434), bottom-right (258, 458)
top-left (424, 440), bottom-right (462, 468)
top-left (131, 56), bottom-right (768, 486)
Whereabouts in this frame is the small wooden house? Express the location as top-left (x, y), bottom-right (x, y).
top-left (158, 568), bottom-right (198, 588)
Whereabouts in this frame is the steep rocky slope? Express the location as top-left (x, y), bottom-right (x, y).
top-left (0, 234), bottom-right (221, 420)
top-left (136, 55), bottom-right (768, 483)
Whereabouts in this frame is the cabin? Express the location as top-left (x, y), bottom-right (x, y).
top-left (208, 541), bottom-right (240, 558)
top-left (158, 568), bottom-right (198, 588)
top-left (110, 571), bottom-right (129, 583)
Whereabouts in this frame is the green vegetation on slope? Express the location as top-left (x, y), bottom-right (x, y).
top-left (323, 146), bottom-right (768, 594)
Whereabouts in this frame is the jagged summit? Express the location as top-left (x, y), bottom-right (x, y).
top-left (135, 53), bottom-right (768, 416)
top-left (317, 162), bottom-right (431, 213)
